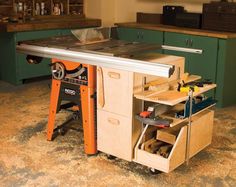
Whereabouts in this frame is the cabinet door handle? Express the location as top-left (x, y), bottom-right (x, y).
top-left (107, 118), bottom-right (120, 125)
top-left (137, 32), bottom-right (140, 39)
top-left (189, 39), bottom-right (193, 47)
top-left (185, 39), bottom-right (189, 46)
top-left (97, 67), bottom-right (105, 108)
top-left (108, 72), bottom-right (120, 79)
top-left (140, 32), bottom-right (144, 39)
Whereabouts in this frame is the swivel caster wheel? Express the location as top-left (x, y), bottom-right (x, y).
top-left (72, 112), bottom-right (80, 120)
top-left (58, 128), bottom-right (66, 136)
top-left (106, 154), bottom-right (116, 160)
top-left (149, 168), bottom-right (161, 175)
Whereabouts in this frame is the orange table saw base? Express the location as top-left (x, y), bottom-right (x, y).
top-left (47, 59), bottom-right (97, 155)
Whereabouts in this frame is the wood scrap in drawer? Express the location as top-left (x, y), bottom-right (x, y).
top-left (141, 138), bottom-right (173, 158)
top-left (157, 144), bottom-right (173, 158)
top-left (156, 125), bottom-right (183, 145)
top-left (141, 138), bottom-right (164, 154)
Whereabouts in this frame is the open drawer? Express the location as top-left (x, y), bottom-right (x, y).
top-left (133, 110), bottom-right (214, 173)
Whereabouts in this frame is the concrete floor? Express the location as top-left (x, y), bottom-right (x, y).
top-left (0, 79), bottom-right (235, 187)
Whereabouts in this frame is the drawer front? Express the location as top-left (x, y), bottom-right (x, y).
top-left (117, 27), bottom-right (140, 42)
top-left (117, 27), bottom-right (163, 45)
top-left (97, 67), bottom-right (133, 117)
top-left (140, 29), bottom-right (163, 44)
top-left (97, 110), bottom-right (132, 161)
top-left (164, 32), bottom-right (218, 51)
top-left (164, 32), bottom-right (190, 48)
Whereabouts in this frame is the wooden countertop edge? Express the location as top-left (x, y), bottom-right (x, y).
top-left (0, 18), bottom-right (101, 32)
top-left (115, 22), bottom-right (236, 39)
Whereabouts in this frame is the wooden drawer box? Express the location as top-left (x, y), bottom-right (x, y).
top-left (134, 110), bottom-right (214, 173)
top-left (97, 67), bottom-right (133, 117)
top-left (97, 110), bottom-right (133, 161)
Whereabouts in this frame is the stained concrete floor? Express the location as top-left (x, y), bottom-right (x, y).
top-left (0, 79), bottom-right (235, 187)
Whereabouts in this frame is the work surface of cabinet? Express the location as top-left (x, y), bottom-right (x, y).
top-left (117, 26), bottom-right (236, 107)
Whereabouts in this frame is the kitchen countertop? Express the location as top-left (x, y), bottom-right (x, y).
top-left (0, 17), bottom-right (101, 32)
top-left (116, 22), bottom-right (236, 39)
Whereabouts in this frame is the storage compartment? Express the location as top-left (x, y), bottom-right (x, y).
top-left (97, 110), bottom-right (133, 161)
top-left (97, 67), bottom-right (133, 117)
top-left (202, 2), bottom-right (236, 32)
top-left (134, 110), bottom-right (214, 173)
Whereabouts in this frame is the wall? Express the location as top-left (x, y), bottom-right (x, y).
top-left (85, 0), bottom-right (115, 26)
top-left (85, 0), bottom-right (213, 26)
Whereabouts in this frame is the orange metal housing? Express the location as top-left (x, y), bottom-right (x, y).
top-left (47, 59), bottom-right (97, 155)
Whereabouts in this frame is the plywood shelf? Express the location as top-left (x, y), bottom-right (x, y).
top-left (134, 75), bottom-right (216, 106)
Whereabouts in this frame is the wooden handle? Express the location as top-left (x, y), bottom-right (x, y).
top-left (107, 118), bottom-right (120, 125)
top-left (108, 72), bottom-right (120, 79)
top-left (97, 67), bottom-right (105, 108)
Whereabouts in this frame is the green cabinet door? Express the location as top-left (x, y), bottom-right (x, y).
top-left (164, 32), bottom-right (191, 72)
top-left (164, 32), bottom-right (218, 97)
top-left (117, 27), bottom-right (163, 44)
top-left (117, 27), bottom-right (163, 54)
top-left (216, 38), bottom-right (236, 107)
top-left (138, 29), bottom-right (163, 44)
top-left (60, 29), bottom-right (73, 36)
top-left (188, 35), bottom-right (218, 81)
top-left (117, 27), bottom-right (140, 42)
top-left (164, 32), bottom-right (218, 81)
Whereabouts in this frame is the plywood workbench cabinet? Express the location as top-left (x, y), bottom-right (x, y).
top-left (96, 53), bottom-right (215, 173)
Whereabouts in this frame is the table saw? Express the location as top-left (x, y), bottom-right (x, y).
top-left (16, 27), bottom-right (216, 173)
top-left (17, 28), bottom-right (174, 155)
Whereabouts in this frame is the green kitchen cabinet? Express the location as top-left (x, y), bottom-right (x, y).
top-left (164, 32), bottom-right (218, 81)
top-left (60, 29), bottom-right (73, 36)
top-left (117, 27), bottom-right (163, 44)
top-left (163, 32), bottom-right (218, 98)
top-left (216, 38), bottom-right (236, 107)
top-left (0, 29), bottom-right (75, 85)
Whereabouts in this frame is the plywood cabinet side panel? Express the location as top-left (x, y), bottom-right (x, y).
top-left (189, 110), bottom-right (214, 157)
top-left (169, 126), bottom-right (187, 172)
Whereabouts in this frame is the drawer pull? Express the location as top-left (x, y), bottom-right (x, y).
top-left (97, 67), bottom-right (105, 108)
top-left (107, 118), bottom-right (120, 125)
top-left (185, 39), bottom-right (189, 46)
top-left (162, 45), bottom-right (203, 54)
top-left (189, 39), bottom-right (193, 47)
top-left (108, 72), bottom-right (120, 79)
